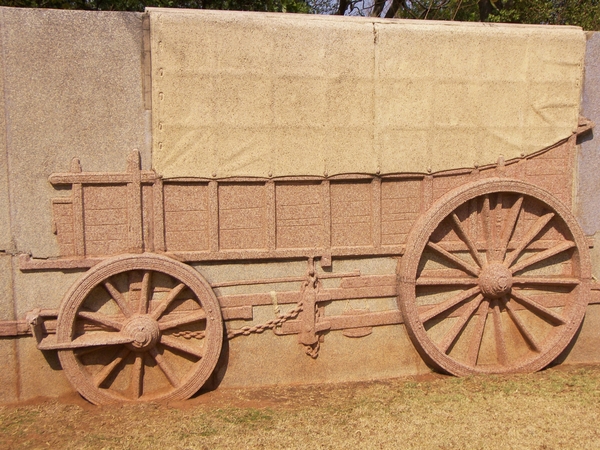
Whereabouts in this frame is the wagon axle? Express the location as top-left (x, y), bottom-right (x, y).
top-left (478, 263), bottom-right (513, 299)
top-left (122, 316), bottom-right (161, 351)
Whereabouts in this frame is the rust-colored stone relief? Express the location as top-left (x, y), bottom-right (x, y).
top-left (399, 178), bottom-right (591, 375)
top-left (4, 121), bottom-right (597, 404)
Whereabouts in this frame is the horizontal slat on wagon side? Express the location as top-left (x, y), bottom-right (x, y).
top-left (163, 182), bottom-right (210, 252)
top-left (158, 178), bottom-right (426, 258)
top-left (44, 137), bottom-right (576, 265)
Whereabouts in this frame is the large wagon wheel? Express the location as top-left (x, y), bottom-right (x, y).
top-left (56, 254), bottom-right (223, 404)
top-left (399, 178), bottom-right (591, 376)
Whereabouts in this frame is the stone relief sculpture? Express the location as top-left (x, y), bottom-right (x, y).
top-left (6, 118), bottom-right (592, 403)
top-left (0, 9), bottom-right (597, 405)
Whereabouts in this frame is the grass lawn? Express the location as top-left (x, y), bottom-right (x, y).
top-left (1, 364), bottom-right (600, 449)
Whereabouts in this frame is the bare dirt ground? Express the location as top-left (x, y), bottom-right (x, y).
top-left (2, 364), bottom-right (600, 449)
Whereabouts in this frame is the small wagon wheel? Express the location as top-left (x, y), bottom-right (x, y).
top-left (399, 178), bottom-right (591, 376)
top-left (56, 254), bottom-right (223, 404)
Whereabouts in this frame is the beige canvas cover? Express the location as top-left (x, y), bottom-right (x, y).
top-left (149, 9), bottom-right (585, 179)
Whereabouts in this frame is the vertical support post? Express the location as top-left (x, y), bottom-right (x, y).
top-left (70, 158), bottom-right (85, 257)
top-left (266, 180), bottom-right (276, 252)
top-left (321, 179), bottom-right (331, 267)
top-left (371, 177), bottom-right (381, 249)
top-left (422, 175), bottom-right (433, 213)
top-left (153, 176), bottom-right (165, 252)
top-left (127, 150), bottom-right (143, 253)
top-left (208, 181), bottom-right (219, 253)
top-left (565, 133), bottom-right (576, 205)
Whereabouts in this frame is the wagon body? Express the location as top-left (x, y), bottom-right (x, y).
top-left (9, 121), bottom-right (594, 403)
top-left (24, 136), bottom-right (577, 270)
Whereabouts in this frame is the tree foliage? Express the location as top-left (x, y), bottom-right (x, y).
top-left (340, 0), bottom-right (600, 30)
top-left (1, 0), bottom-right (600, 29)
top-left (0, 0), bottom-right (309, 13)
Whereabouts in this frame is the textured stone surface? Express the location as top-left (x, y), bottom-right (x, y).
top-left (0, 255), bottom-right (14, 321)
top-left (0, 8), bottom-right (599, 405)
top-left (12, 269), bottom-right (82, 319)
top-left (562, 304), bottom-right (600, 364)
top-left (562, 32), bottom-right (600, 367)
top-left (150, 9), bottom-right (584, 179)
top-left (0, 28), bottom-right (11, 253)
top-left (17, 338), bottom-right (73, 401)
top-left (577, 32), bottom-right (600, 236)
top-left (0, 256), bottom-right (17, 403)
top-left (220, 326), bottom-right (428, 389)
top-left (0, 7), bottom-right (150, 258)
top-left (0, 339), bottom-right (19, 403)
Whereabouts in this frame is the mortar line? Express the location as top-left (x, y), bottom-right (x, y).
top-left (372, 22), bottom-right (379, 174)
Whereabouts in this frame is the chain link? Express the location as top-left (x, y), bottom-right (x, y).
top-left (172, 330), bottom-right (206, 340)
top-left (226, 301), bottom-right (303, 339)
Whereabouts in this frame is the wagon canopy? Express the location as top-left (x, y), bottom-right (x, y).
top-left (148, 9), bottom-right (585, 179)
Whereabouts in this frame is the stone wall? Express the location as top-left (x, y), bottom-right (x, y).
top-left (0, 8), bottom-right (150, 402)
top-left (0, 7), bottom-right (599, 403)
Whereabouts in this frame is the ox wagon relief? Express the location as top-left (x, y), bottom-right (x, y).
top-left (4, 117), bottom-right (591, 404)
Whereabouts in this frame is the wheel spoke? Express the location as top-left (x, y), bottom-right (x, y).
top-left (139, 271), bottom-right (152, 315)
top-left (510, 289), bottom-right (566, 325)
top-left (451, 213), bottom-right (485, 267)
top-left (160, 335), bottom-right (205, 359)
top-left (93, 347), bottom-right (130, 388)
top-left (499, 195), bottom-right (523, 260)
top-left (504, 212), bottom-right (555, 267)
top-left (438, 294), bottom-right (485, 353)
top-left (419, 286), bottom-right (481, 323)
top-left (149, 347), bottom-right (180, 387)
top-left (73, 346), bottom-right (107, 357)
top-left (131, 353), bottom-right (144, 399)
top-left (58, 254), bottom-right (224, 405)
top-left (69, 332), bottom-right (134, 349)
top-left (465, 299), bottom-right (490, 366)
top-left (103, 279), bottom-right (133, 318)
top-left (416, 277), bottom-right (479, 286)
top-left (486, 194), bottom-right (505, 262)
top-left (482, 194), bottom-right (492, 246)
top-left (427, 242), bottom-right (481, 277)
top-left (492, 300), bottom-right (508, 365)
top-left (510, 241), bottom-right (575, 274)
top-left (151, 283), bottom-right (187, 320)
top-left (77, 311), bottom-right (124, 331)
top-left (159, 310), bottom-right (207, 331)
top-left (512, 276), bottom-right (580, 286)
top-left (505, 297), bottom-right (541, 352)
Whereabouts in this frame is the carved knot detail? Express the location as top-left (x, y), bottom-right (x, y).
top-left (122, 315), bottom-right (160, 351)
top-left (479, 263), bottom-right (512, 299)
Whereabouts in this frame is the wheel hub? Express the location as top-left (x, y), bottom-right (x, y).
top-left (479, 263), bottom-right (512, 299)
top-left (122, 315), bottom-right (160, 351)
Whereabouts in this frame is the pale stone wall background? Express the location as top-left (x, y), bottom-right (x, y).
top-left (566, 31), bottom-right (600, 365)
top-left (0, 8), bottom-right (150, 402)
top-left (0, 8), bottom-right (598, 403)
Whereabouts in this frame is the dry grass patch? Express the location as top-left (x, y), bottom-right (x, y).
top-left (2, 365), bottom-right (600, 449)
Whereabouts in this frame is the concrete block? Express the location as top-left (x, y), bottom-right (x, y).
top-left (12, 268), bottom-right (83, 319)
top-left (0, 255), bottom-right (14, 321)
top-left (0, 27), bottom-right (11, 253)
top-left (562, 304), bottom-right (600, 364)
top-left (220, 325), bottom-right (429, 389)
top-left (16, 337), bottom-right (72, 401)
top-left (0, 8), bottom-right (150, 258)
top-left (577, 32), bottom-right (600, 236)
top-left (0, 339), bottom-right (19, 403)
